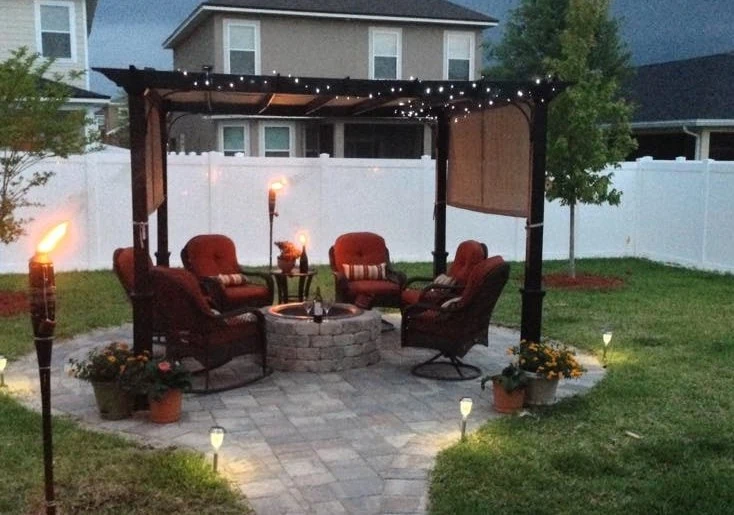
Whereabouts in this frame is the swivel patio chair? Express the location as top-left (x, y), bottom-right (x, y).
top-left (401, 256), bottom-right (510, 380)
top-left (150, 266), bottom-right (269, 393)
top-left (181, 234), bottom-right (274, 311)
top-left (401, 240), bottom-right (488, 310)
top-left (329, 232), bottom-right (406, 310)
top-left (112, 247), bottom-right (165, 342)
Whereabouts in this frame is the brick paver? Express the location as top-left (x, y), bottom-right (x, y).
top-left (7, 314), bottom-right (604, 514)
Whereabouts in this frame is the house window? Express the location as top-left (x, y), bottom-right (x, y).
top-left (37, 1), bottom-right (75, 60)
top-left (225, 20), bottom-right (260, 74)
top-left (444, 32), bottom-right (474, 81)
top-left (370, 28), bottom-right (401, 80)
top-left (344, 123), bottom-right (423, 159)
top-left (261, 123), bottom-right (295, 157)
top-left (220, 124), bottom-right (248, 156)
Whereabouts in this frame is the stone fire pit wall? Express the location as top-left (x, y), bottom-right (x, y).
top-left (263, 309), bottom-right (382, 373)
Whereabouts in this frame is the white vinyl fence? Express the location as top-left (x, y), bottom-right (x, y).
top-left (0, 151), bottom-right (732, 274)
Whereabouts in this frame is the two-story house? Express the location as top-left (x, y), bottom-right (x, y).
top-left (0, 0), bottom-right (109, 120)
top-left (163, 0), bottom-right (496, 157)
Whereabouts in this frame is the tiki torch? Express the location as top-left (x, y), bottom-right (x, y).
top-left (268, 180), bottom-right (284, 270)
top-left (29, 221), bottom-right (68, 515)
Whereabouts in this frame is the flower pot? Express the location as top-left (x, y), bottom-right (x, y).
top-left (277, 257), bottom-right (296, 273)
top-left (149, 388), bottom-right (183, 424)
top-left (523, 371), bottom-right (560, 406)
top-left (492, 380), bottom-right (525, 413)
top-left (92, 381), bottom-right (133, 420)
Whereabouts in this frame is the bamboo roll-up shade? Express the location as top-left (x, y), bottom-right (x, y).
top-left (448, 104), bottom-right (532, 218)
top-left (145, 98), bottom-right (164, 215)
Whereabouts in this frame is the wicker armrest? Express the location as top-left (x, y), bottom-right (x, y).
top-left (404, 276), bottom-right (435, 289)
top-left (239, 267), bottom-right (275, 295)
top-left (200, 276), bottom-right (226, 308)
top-left (218, 306), bottom-right (265, 327)
top-left (386, 268), bottom-right (407, 288)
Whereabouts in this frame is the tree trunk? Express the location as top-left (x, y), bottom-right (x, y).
top-left (569, 202), bottom-right (576, 278)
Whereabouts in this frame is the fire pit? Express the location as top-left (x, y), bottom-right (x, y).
top-left (264, 303), bottom-right (381, 372)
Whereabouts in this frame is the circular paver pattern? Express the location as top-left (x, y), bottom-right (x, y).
top-left (7, 316), bottom-right (605, 515)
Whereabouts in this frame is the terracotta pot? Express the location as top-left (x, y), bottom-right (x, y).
top-left (149, 389), bottom-right (183, 424)
top-left (523, 371), bottom-right (560, 406)
top-left (277, 257), bottom-right (296, 273)
top-left (92, 381), bottom-right (133, 420)
top-left (492, 380), bottom-right (525, 413)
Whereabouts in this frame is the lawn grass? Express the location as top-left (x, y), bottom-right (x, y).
top-left (429, 258), bottom-right (734, 514)
top-left (0, 270), bottom-right (249, 514)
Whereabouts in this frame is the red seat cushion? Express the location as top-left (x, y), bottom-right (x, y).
top-left (347, 279), bottom-right (401, 297)
top-left (221, 284), bottom-right (271, 307)
top-left (184, 235), bottom-right (241, 276)
top-left (333, 233), bottom-right (388, 268)
top-left (401, 288), bottom-right (422, 306)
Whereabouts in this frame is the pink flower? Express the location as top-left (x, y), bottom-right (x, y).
top-left (158, 361), bottom-right (172, 373)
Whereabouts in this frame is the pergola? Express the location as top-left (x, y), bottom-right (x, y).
top-left (95, 66), bottom-right (567, 355)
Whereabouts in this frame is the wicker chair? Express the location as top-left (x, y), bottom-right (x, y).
top-left (401, 240), bottom-right (488, 309)
top-left (401, 256), bottom-right (510, 380)
top-left (181, 234), bottom-right (274, 311)
top-left (112, 247), bottom-right (166, 342)
top-left (328, 232), bottom-right (406, 309)
top-left (150, 266), bottom-right (269, 392)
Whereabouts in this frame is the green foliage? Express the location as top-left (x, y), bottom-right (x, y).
top-left (481, 363), bottom-right (528, 393)
top-left (139, 358), bottom-right (192, 400)
top-left (0, 47), bottom-right (97, 244)
top-left (68, 341), bottom-right (137, 383)
top-left (488, 0), bottom-right (636, 275)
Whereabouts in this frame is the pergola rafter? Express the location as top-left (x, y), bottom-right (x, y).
top-left (95, 65), bottom-right (567, 355)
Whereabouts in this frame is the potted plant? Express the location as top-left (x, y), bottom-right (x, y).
top-left (68, 342), bottom-right (140, 420)
top-left (509, 340), bottom-right (586, 406)
top-left (274, 240), bottom-right (301, 273)
top-left (140, 358), bottom-right (192, 424)
top-left (481, 363), bottom-right (528, 413)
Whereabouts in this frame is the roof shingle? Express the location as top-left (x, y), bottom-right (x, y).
top-left (626, 52), bottom-right (734, 123)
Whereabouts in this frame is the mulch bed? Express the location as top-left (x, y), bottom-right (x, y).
top-left (0, 291), bottom-right (28, 317)
top-left (543, 273), bottom-right (625, 290)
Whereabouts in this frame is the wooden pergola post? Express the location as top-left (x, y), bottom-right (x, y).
top-left (156, 111), bottom-right (170, 267)
top-left (126, 71), bottom-right (154, 356)
top-left (520, 99), bottom-right (549, 342)
top-left (433, 112), bottom-right (450, 276)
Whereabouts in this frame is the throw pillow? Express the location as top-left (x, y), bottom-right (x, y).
top-left (440, 296), bottom-right (462, 309)
top-left (342, 262), bottom-right (387, 281)
top-left (433, 273), bottom-right (457, 287)
top-left (214, 273), bottom-right (247, 287)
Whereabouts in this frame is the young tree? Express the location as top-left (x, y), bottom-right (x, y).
top-left (0, 47), bottom-right (93, 244)
top-left (489, 0), bottom-right (636, 277)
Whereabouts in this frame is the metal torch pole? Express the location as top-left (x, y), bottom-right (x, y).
top-left (29, 258), bottom-right (57, 515)
top-left (268, 188), bottom-right (277, 270)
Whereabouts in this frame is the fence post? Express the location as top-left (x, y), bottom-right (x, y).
top-left (701, 158), bottom-right (713, 268)
top-left (633, 157), bottom-right (652, 258)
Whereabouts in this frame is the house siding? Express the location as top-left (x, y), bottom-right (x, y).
top-left (0, 0), bottom-right (88, 89)
top-left (173, 15), bottom-right (218, 73)
top-left (170, 12), bottom-right (484, 155)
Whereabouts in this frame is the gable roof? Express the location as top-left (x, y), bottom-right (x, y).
top-left (626, 52), bottom-right (734, 128)
top-left (39, 78), bottom-right (110, 103)
top-left (164, 0), bottom-right (497, 49)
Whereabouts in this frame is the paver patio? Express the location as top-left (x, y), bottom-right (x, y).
top-left (8, 314), bottom-right (603, 515)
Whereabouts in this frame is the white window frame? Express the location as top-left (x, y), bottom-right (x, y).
top-left (369, 27), bottom-right (402, 80)
top-left (224, 19), bottom-right (261, 75)
top-left (260, 122), bottom-right (296, 157)
top-left (35, 0), bottom-right (77, 62)
top-left (219, 122), bottom-right (249, 156)
top-left (443, 31), bottom-right (475, 81)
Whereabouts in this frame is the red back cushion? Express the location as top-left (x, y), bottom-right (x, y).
top-left (113, 247), bottom-right (154, 296)
top-left (183, 235), bottom-right (240, 276)
top-left (332, 232), bottom-right (388, 269)
top-left (448, 240), bottom-right (487, 284)
top-left (459, 255), bottom-right (507, 304)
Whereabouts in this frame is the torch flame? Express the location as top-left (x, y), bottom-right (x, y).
top-left (298, 233), bottom-right (308, 245)
top-left (270, 180), bottom-right (285, 191)
top-left (36, 222), bottom-right (69, 255)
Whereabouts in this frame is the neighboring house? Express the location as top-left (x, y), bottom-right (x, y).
top-left (163, 0), bottom-right (497, 157)
top-left (626, 52), bottom-right (734, 161)
top-left (0, 0), bottom-right (109, 119)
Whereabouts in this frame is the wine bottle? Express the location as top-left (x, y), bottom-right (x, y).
top-left (299, 243), bottom-right (309, 273)
top-left (313, 286), bottom-right (324, 323)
